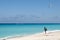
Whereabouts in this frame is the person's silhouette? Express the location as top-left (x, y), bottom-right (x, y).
top-left (44, 27), bottom-right (47, 34)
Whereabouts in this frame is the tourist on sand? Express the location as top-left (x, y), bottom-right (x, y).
top-left (44, 27), bottom-right (47, 34)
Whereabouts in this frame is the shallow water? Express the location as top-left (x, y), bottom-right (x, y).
top-left (0, 23), bottom-right (60, 38)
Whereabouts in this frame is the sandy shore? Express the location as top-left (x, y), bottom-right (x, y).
top-left (1, 30), bottom-right (60, 40)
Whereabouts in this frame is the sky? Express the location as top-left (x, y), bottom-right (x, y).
top-left (0, 0), bottom-right (60, 23)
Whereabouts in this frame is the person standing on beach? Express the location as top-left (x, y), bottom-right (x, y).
top-left (44, 27), bottom-right (47, 34)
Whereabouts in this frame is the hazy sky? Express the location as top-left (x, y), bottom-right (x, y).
top-left (0, 0), bottom-right (60, 23)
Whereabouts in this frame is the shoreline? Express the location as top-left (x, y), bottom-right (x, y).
top-left (0, 30), bottom-right (60, 40)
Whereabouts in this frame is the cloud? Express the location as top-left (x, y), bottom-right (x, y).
top-left (0, 15), bottom-right (60, 23)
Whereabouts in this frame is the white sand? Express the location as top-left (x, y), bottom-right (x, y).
top-left (1, 30), bottom-right (60, 40)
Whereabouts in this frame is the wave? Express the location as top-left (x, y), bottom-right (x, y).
top-left (0, 34), bottom-right (29, 40)
top-left (0, 30), bottom-right (60, 40)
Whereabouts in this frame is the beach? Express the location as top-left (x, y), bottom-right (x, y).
top-left (0, 24), bottom-right (60, 40)
top-left (1, 30), bottom-right (60, 40)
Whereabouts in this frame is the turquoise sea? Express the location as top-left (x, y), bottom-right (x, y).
top-left (0, 23), bottom-right (60, 38)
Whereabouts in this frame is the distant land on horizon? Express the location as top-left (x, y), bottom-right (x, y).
top-left (0, 23), bottom-right (60, 25)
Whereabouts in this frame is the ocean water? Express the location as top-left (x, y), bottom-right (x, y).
top-left (0, 23), bottom-right (60, 38)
